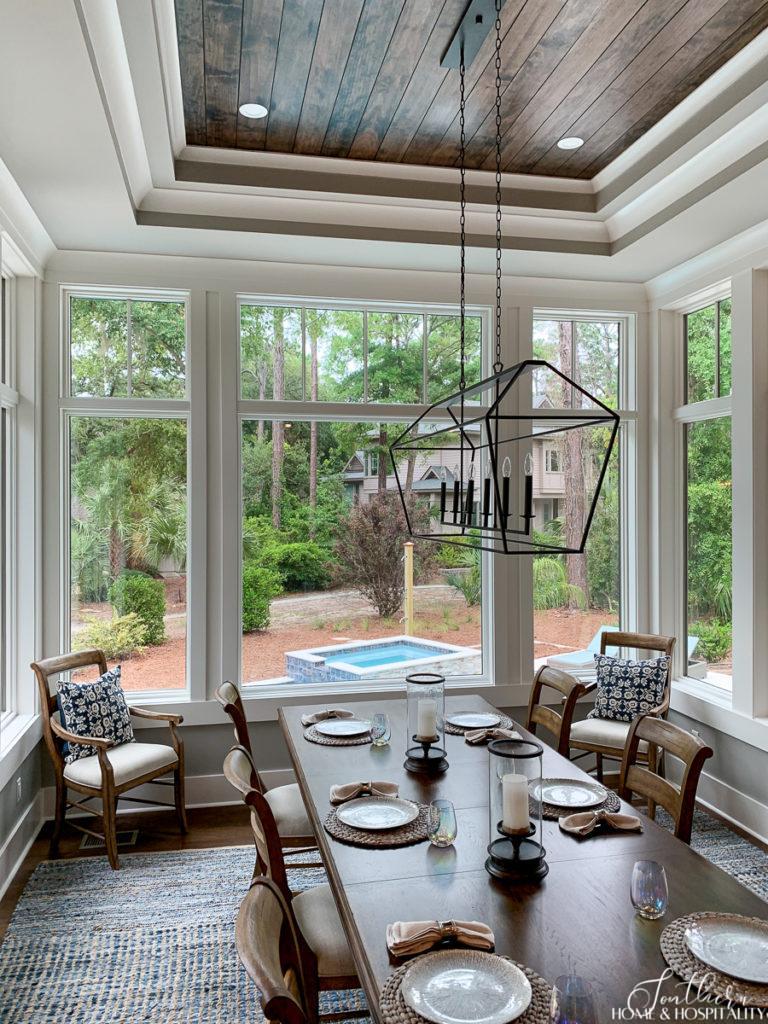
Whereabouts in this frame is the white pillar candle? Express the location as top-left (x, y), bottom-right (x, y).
top-left (416, 698), bottom-right (438, 740)
top-left (502, 773), bottom-right (530, 832)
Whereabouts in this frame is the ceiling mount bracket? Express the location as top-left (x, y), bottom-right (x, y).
top-left (440, 0), bottom-right (508, 69)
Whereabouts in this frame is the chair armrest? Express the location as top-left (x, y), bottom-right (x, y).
top-left (129, 706), bottom-right (184, 725)
top-left (579, 680), bottom-right (598, 695)
top-left (50, 718), bottom-right (114, 750)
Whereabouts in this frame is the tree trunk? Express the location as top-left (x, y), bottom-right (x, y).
top-left (558, 321), bottom-right (589, 607)
top-left (271, 309), bottom-right (285, 529)
top-left (257, 361), bottom-right (267, 441)
top-left (309, 318), bottom-right (319, 536)
top-left (405, 452), bottom-right (416, 494)
top-left (377, 426), bottom-right (388, 493)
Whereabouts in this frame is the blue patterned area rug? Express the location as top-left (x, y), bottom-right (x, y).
top-left (0, 847), bottom-right (368, 1024)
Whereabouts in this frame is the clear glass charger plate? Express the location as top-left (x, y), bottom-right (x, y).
top-left (684, 915), bottom-right (768, 984)
top-left (531, 778), bottom-right (608, 808)
top-left (335, 797), bottom-right (420, 831)
top-left (401, 950), bottom-right (532, 1024)
top-left (314, 719), bottom-right (371, 737)
top-left (445, 712), bottom-right (501, 729)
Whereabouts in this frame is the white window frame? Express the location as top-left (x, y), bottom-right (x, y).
top-left (235, 294), bottom-right (494, 696)
top-left (530, 309), bottom-right (640, 665)
top-left (0, 273), bottom-right (18, 726)
top-left (59, 286), bottom-right (206, 703)
top-left (672, 287), bottom-right (733, 696)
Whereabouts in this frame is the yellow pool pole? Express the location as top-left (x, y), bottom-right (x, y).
top-left (404, 541), bottom-right (414, 636)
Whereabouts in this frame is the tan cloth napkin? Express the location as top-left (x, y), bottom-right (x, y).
top-left (330, 781), bottom-right (399, 805)
top-left (386, 920), bottom-right (495, 957)
top-left (301, 708), bottom-right (355, 726)
top-left (464, 726), bottom-right (521, 745)
top-left (559, 808), bottom-right (643, 837)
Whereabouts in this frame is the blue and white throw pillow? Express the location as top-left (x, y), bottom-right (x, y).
top-left (56, 666), bottom-right (134, 763)
top-left (587, 654), bottom-right (670, 723)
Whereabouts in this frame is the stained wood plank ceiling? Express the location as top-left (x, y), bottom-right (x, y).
top-left (174, 0), bottom-right (768, 178)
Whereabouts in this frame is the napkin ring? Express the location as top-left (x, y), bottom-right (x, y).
top-left (438, 920), bottom-right (458, 938)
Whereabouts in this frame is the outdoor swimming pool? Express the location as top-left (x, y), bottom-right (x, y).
top-left (285, 635), bottom-right (478, 684)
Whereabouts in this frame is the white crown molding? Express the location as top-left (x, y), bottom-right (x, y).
top-left (0, 158), bottom-right (54, 276)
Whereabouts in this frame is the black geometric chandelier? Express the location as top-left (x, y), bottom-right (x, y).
top-left (390, 0), bottom-right (619, 555)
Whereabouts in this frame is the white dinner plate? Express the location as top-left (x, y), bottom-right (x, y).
top-left (401, 950), bottom-right (532, 1024)
top-left (314, 719), bottom-right (371, 737)
top-left (445, 712), bottom-right (501, 729)
top-left (531, 778), bottom-right (608, 808)
top-left (335, 797), bottom-right (419, 831)
top-left (684, 915), bottom-right (768, 984)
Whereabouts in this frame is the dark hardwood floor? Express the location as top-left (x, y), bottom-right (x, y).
top-left (0, 805), bottom-right (251, 942)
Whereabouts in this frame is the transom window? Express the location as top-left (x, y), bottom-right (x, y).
top-left (685, 298), bottom-right (732, 403)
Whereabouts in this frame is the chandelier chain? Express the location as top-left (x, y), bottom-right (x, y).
top-left (493, 0), bottom-right (503, 374)
top-left (459, 51), bottom-right (466, 393)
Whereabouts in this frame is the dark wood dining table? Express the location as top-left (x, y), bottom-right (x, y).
top-left (279, 694), bottom-right (768, 1022)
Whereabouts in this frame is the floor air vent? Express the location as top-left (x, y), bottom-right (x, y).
top-left (80, 829), bottom-right (139, 851)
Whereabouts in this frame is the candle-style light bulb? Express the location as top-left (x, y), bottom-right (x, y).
top-left (451, 463), bottom-right (460, 523)
top-left (524, 452), bottom-right (533, 477)
top-left (502, 456), bottom-right (511, 523)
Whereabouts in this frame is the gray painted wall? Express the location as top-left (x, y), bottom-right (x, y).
top-left (0, 746), bottom-right (41, 849)
top-left (670, 710), bottom-right (768, 808)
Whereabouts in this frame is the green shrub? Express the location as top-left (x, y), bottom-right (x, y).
top-left (270, 542), bottom-right (330, 591)
top-left (533, 557), bottom-right (586, 610)
top-left (109, 570), bottom-right (166, 645)
top-left (437, 542), bottom-right (474, 569)
top-left (690, 619), bottom-right (732, 662)
top-left (242, 565), bottom-right (283, 632)
top-left (447, 565), bottom-right (481, 607)
top-left (73, 612), bottom-right (147, 659)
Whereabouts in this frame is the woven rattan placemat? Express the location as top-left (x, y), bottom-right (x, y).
top-left (324, 802), bottom-right (431, 848)
top-left (303, 725), bottom-right (372, 746)
top-left (660, 912), bottom-right (768, 1008)
top-left (380, 955), bottom-right (553, 1024)
top-left (536, 781), bottom-right (621, 821)
top-left (445, 713), bottom-right (515, 736)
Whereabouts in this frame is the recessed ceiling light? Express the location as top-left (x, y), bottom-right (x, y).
top-left (557, 136), bottom-right (584, 151)
top-left (239, 102), bottom-right (268, 119)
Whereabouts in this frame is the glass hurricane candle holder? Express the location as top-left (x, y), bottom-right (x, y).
top-left (404, 673), bottom-right (448, 775)
top-left (485, 738), bottom-right (548, 884)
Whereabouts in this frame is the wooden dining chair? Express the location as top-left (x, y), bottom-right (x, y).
top-left (569, 631), bottom-right (676, 786)
top-left (525, 665), bottom-right (589, 756)
top-left (217, 689), bottom-right (318, 851)
top-left (31, 649), bottom-right (187, 870)
top-left (236, 877), bottom-right (366, 1024)
top-left (619, 716), bottom-right (713, 843)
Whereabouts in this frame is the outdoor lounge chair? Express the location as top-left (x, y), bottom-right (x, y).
top-left (547, 628), bottom-right (700, 675)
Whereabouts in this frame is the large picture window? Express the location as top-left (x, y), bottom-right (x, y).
top-left (239, 301), bottom-right (484, 688)
top-left (532, 316), bottom-right (622, 673)
top-left (64, 293), bottom-right (189, 693)
top-left (681, 300), bottom-right (732, 689)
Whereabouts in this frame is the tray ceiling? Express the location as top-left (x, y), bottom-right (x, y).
top-left (174, 0), bottom-right (768, 178)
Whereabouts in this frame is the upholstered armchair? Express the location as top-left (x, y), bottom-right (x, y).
top-left (32, 648), bottom-right (187, 869)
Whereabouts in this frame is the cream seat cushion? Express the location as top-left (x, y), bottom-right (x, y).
top-left (292, 883), bottom-right (355, 977)
top-left (570, 717), bottom-right (649, 754)
top-left (63, 741), bottom-right (178, 789)
top-left (264, 782), bottom-right (313, 838)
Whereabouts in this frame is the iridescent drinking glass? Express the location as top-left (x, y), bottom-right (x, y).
top-left (549, 975), bottom-right (597, 1023)
top-left (631, 860), bottom-right (668, 920)
top-left (428, 799), bottom-right (457, 847)
top-left (370, 713), bottom-right (391, 747)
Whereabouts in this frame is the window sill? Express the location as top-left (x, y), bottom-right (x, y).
top-left (0, 713), bottom-right (41, 793)
top-left (671, 675), bottom-right (768, 753)
top-left (121, 679), bottom-right (532, 728)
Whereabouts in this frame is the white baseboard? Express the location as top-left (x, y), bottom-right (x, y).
top-left (39, 766), bottom-right (296, 820)
top-left (694, 769), bottom-right (768, 847)
top-left (0, 791), bottom-right (44, 901)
